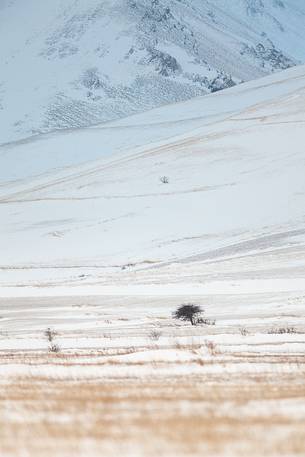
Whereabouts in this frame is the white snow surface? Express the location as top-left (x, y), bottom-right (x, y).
top-left (0, 64), bottom-right (305, 295)
top-left (1, 0), bottom-right (305, 143)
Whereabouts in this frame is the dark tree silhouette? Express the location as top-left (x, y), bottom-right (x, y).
top-left (173, 304), bottom-right (203, 326)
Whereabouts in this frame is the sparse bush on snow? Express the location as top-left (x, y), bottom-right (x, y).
top-left (197, 317), bottom-right (216, 326)
top-left (45, 327), bottom-right (57, 343)
top-left (268, 327), bottom-right (297, 334)
top-left (160, 176), bottom-right (169, 184)
top-left (205, 340), bottom-right (218, 356)
top-left (49, 343), bottom-right (61, 353)
top-left (45, 327), bottom-right (60, 353)
top-left (149, 329), bottom-right (162, 341)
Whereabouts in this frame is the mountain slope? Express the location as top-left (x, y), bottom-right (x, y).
top-left (0, 64), bottom-right (305, 293)
top-left (1, 0), bottom-right (305, 144)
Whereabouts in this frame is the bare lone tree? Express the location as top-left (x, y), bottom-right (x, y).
top-left (173, 304), bottom-right (203, 326)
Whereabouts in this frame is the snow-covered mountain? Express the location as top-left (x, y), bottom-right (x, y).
top-left (1, 0), bottom-right (305, 144)
top-left (1, 64), bottom-right (305, 294)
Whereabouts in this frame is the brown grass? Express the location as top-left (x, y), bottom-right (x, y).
top-left (1, 368), bottom-right (305, 457)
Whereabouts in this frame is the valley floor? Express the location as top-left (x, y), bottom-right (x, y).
top-left (1, 293), bottom-right (305, 456)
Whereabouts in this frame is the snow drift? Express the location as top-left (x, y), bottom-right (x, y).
top-left (0, 64), bottom-right (305, 292)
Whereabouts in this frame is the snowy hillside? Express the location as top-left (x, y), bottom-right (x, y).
top-left (0, 64), bottom-right (305, 294)
top-left (1, 0), bottom-right (305, 143)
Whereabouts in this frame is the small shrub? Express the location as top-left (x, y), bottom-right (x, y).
top-left (45, 327), bottom-right (60, 353)
top-left (205, 340), bottom-right (218, 356)
top-left (197, 318), bottom-right (216, 326)
top-left (121, 263), bottom-right (135, 270)
top-left (49, 343), bottom-right (60, 353)
top-left (149, 330), bottom-right (162, 341)
top-left (268, 327), bottom-right (297, 334)
top-left (239, 327), bottom-right (249, 336)
top-left (160, 176), bottom-right (169, 184)
top-left (45, 327), bottom-right (57, 343)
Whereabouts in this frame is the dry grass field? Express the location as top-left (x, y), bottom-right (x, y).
top-left (1, 372), bottom-right (305, 457)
